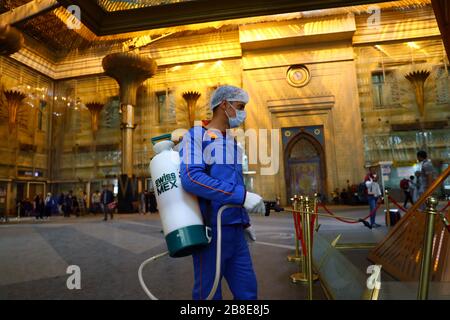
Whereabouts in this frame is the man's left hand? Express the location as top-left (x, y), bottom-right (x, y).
top-left (244, 225), bottom-right (256, 242)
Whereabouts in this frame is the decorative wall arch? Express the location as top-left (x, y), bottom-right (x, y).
top-left (284, 130), bottom-right (327, 200)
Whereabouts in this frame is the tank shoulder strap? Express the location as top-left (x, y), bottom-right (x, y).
top-left (200, 126), bottom-right (214, 227)
top-left (204, 163), bottom-right (212, 227)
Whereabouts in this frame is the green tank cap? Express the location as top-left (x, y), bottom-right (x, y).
top-left (151, 133), bottom-right (172, 145)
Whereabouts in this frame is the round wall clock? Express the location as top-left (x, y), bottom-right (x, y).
top-left (286, 65), bottom-right (310, 87)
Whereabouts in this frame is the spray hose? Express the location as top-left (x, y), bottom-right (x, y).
top-left (138, 204), bottom-right (240, 300)
top-left (138, 251), bottom-right (169, 300)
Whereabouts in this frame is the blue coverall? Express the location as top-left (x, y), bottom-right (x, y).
top-left (179, 125), bottom-right (257, 300)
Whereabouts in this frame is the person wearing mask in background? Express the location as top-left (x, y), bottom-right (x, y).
top-left (180, 85), bottom-right (264, 300)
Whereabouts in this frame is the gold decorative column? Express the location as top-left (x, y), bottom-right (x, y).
top-left (86, 102), bottom-right (104, 178)
top-left (85, 102), bottom-right (104, 140)
top-left (0, 25), bottom-right (24, 56)
top-left (2, 90), bottom-right (27, 133)
top-left (405, 70), bottom-right (430, 117)
top-left (1, 90), bottom-right (27, 182)
top-left (182, 91), bottom-right (201, 127)
top-left (102, 52), bottom-right (157, 177)
top-left (0, 25), bottom-right (24, 219)
top-left (102, 52), bottom-right (157, 212)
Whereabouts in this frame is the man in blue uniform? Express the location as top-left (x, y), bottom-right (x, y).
top-left (179, 85), bottom-right (265, 300)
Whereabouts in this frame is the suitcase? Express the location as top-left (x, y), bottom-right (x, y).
top-left (384, 209), bottom-right (401, 226)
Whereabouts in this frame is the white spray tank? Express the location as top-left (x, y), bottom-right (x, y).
top-left (149, 135), bottom-right (210, 258)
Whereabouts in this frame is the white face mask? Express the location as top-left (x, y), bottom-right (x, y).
top-left (225, 101), bottom-right (246, 128)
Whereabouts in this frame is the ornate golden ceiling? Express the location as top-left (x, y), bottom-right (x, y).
top-left (96, 0), bottom-right (196, 12)
top-left (0, 0), bottom-right (444, 56)
top-left (0, 0), bottom-right (33, 13)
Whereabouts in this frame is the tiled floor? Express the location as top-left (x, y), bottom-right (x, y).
top-left (0, 211), bottom-right (330, 300)
top-left (3, 204), bottom-right (444, 300)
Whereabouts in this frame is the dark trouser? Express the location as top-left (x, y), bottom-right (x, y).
top-left (149, 193), bottom-right (157, 213)
top-left (403, 191), bottom-right (414, 207)
top-left (102, 203), bottom-right (113, 220)
top-left (368, 195), bottom-right (378, 226)
top-left (91, 203), bottom-right (100, 213)
top-left (0, 210), bottom-right (8, 222)
top-left (63, 205), bottom-right (70, 217)
top-left (45, 206), bottom-right (52, 217)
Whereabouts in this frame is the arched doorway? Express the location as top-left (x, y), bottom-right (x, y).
top-left (285, 132), bottom-right (326, 200)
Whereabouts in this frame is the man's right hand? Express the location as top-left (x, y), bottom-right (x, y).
top-left (243, 192), bottom-right (265, 214)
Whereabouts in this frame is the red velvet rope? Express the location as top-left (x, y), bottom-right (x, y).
top-left (388, 196), bottom-right (450, 213)
top-left (291, 208), bottom-right (317, 257)
top-left (387, 196), bottom-right (408, 213)
top-left (318, 202), bottom-right (381, 224)
top-left (310, 205), bottom-right (317, 248)
top-left (440, 201), bottom-right (450, 213)
top-left (292, 211), bottom-right (306, 255)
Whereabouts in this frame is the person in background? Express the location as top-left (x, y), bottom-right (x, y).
top-left (101, 184), bottom-right (114, 221)
top-left (44, 192), bottom-right (56, 219)
top-left (57, 192), bottom-right (65, 215)
top-left (406, 175), bottom-right (416, 207)
top-left (365, 173), bottom-right (382, 228)
top-left (331, 188), bottom-right (340, 204)
top-left (72, 195), bottom-right (80, 217)
top-left (413, 171), bottom-right (421, 203)
top-left (15, 198), bottom-right (21, 219)
top-left (91, 190), bottom-right (101, 214)
top-left (148, 190), bottom-right (157, 213)
top-left (64, 191), bottom-right (74, 218)
top-left (400, 176), bottom-right (414, 209)
top-left (34, 193), bottom-right (45, 220)
top-left (22, 198), bottom-right (33, 217)
top-left (140, 190), bottom-right (147, 214)
top-left (79, 191), bottom-right (87, 215)
top-left (417, 150), bottom-right (436, 198)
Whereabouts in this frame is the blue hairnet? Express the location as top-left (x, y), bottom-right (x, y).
top-left (210, 85), bottom-right (249, 110)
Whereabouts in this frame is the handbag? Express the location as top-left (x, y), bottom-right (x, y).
top-left (107, 201), bottom-right (117, 210)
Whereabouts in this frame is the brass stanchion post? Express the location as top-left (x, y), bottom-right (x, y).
top-left (304, 196), bottom-right (313, 300)
top-left (417, 197), bottom-right (438, 300)
top-left (384, 189), bottom-right (391, 227)
top-left (313, 193), bottom-right (320, 232)
top-left (288, 195), bottom-right (302, 263)
top-left (290, 195), bottom-right (307, 283)
top-left (290, 195), bottom-right (319, 285)
top-left (299, 195), bottom-right (307, 278)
